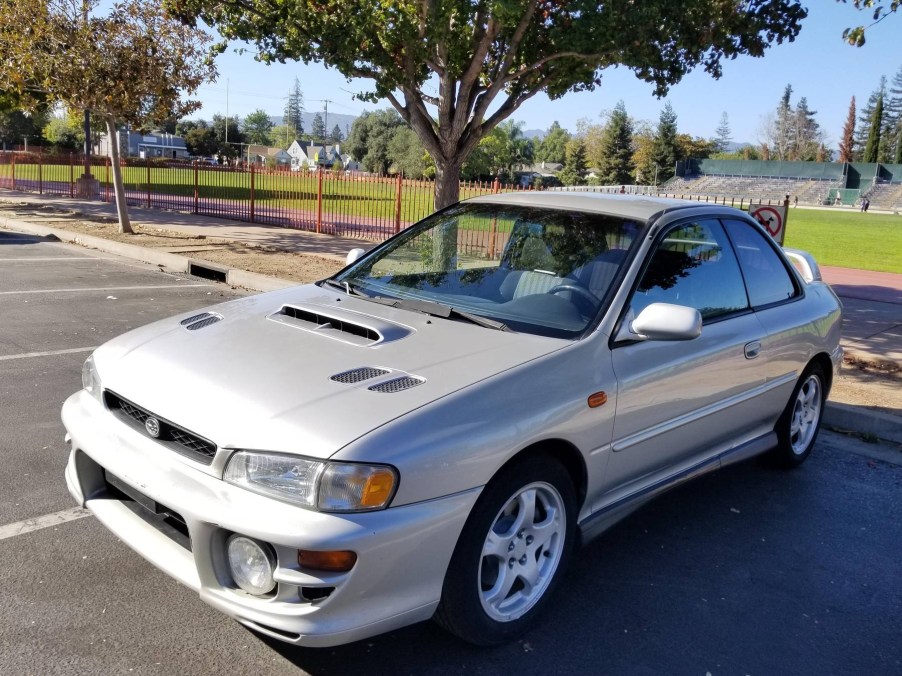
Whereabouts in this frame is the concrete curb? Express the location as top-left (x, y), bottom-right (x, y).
top-left (0, 215), bottom-right (297, 293)
top-left (3, 214), bottom-right (900, 444)
top-left (824, 402), bottom-right (902, 445)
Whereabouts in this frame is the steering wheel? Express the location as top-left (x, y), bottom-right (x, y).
top-left (548, 282), bottom-right (600, 306)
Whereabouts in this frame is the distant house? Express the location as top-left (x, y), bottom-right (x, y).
top-left (244, 144), bottom-right (292, 166)
top-left (341, 154), bottom-right (361, 172)
top-left (287, 140), bottom-right (342, 170)
top-left (98, 129), bottom-right (189, 159)
top-left (515, 161), bottom-right (562, 187)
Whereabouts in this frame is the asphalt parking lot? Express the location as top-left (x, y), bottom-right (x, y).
top-left (0, 229), bottom-right (900, 676)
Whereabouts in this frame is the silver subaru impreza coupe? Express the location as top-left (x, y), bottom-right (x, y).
top-left (62, 192), bottom-right (842, 647)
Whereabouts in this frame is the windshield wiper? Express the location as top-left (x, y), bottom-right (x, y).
top-left (389, 297), bottom-right (509, 331)
top-left (320, 278), bottom-right (365, 296)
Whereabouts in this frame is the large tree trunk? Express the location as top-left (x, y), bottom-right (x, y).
top-left (433, 159), bottom-right (462, 211)
top-left (104, 116), bottom-right (133, 234)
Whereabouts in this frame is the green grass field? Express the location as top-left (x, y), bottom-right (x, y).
top-left (1, 161), bottom-right (899, 272)
top-left (783, 208), bottom-right (901, 273)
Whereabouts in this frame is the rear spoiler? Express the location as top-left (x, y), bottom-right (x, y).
top-left (782, 248), bottom-right (822, 283)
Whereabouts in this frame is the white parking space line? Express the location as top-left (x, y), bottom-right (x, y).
top-left (0, 283), bottom-right (215, 296)
top-left (0, 507), bottom-right (91, 541)
top-left (0, 257), bottom-right (96, 262)
top-left (0, 347), bottom-right (97, 362)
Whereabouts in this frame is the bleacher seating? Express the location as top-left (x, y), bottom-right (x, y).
top-left (867, 183), bottom-right (902, 211)
top-left (658, 174), bottom-right (839, 205)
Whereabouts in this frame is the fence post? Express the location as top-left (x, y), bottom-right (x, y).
top-left (193, 161), bottom-right (199, 214)
top-left (493, 177), bottom-right (501, 194)
top-left (105, 156), bottom-right (110, 202)
top-left (250, 163), bottom-right (256, 223)
top-left (316, 169), bottom-right (323, 234)
top-left (146, 160), bottom-right (151, 208)
top-left (38, 151), bottom-right (43, 194)
top-left (69, 153), bottom-right (74, 198)
top-left (10, 153), bottom-right (14, 190)
top-left (393, 173), bottom-right (403, 234)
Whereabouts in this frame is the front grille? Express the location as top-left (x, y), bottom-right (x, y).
top-left (368, 375), bottom-right (424, 393)
top-left (104, 391), bottom-right (217, 465)
top-left (330, 366), bottom-right (391, 384)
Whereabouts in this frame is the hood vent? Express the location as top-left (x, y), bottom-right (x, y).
top-left (272, 305), bottom-right (382, 346)
top-left (180, 312), bottom-right (222, 331)
top-left (368, 375), bottom-right (425, 394)
top-left (330, 366), bottom-right (391, 384)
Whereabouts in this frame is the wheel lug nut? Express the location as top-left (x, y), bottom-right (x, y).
top-left (508, 542), bottom-right (515, 552)
top-left (508, 558), bottom-right (515, 569)
top-left (519, 555), bottom-right (527, 565)
top-left (526, 535), bottom-right (534, 545)
top-left (517, 530), bottom-right (524, 539)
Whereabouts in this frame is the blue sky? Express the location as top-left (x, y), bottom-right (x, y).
top-left (190, 2), bottom-right (901, 149)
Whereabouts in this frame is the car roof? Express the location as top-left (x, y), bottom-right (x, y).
top-left (466, 191), bottom-right (728, 222)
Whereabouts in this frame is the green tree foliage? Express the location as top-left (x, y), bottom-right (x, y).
top-left (185, 126), bottom-right (219, 157)
top-left (767, 85), bottom-right (825, 161)
top-left (345, 109), bottom-right (405, 174)
top-left (856, 76), bottom-right (886, 160)
top-left (271, 124), bottom-right (297, 148)
top-left (387, 126), bottom-right (428, 178)
top-left (211, 114), bottom-right (244, 157)
top-left (311, 112), bottom-right (326, 141)
top-left (651, 102), bottom-right (679, 182)
top-left (558, 139), bottom-right (587, 186)
top-left (169, 0), bottom-right (807, 208)
top-left (462, 127), bottom-right (510, 181)
top-left (714, 112), bottom-right (732, 153)
top-left (863, 93), bottom-right (884, 162)
top-left (242, 109), bottom-right (273, 145)
top-left (42, 113), bottom-right (85, 150)
top-left (840, 0), bottom-right (899, 46)
top-left (887, 64), bottom-right (902, 163)
top-left (595, 101), bottom-right (634, 185)
top-left (284, 77), bottom-right (304, 135)
top-left (631, 121), bottom-right (656, 185)
top-left (331, 124), bottom-right (343, 143)
top-left (0, 0), bottom-right (215, 233)
top-left (675, 134), bottom-right (717, 160)
top-left (535, 122), bottom-right (570, 165)
top-left (838, 96), bottom-right (856, 162)
top-left (0, 90), bottom-right (50, 149)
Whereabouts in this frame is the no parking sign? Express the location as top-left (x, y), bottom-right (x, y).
top-left (749, 203), bottom-right (787, 244)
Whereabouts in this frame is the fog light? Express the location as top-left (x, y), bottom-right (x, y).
top-left (226, 535), bottom-right (276, 595)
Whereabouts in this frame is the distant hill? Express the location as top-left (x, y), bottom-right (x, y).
top-left (271, 112), bottom-right (358, 137)
top-left (523, 129), bottom-right (545, 140)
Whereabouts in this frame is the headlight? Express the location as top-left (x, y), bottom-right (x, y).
top-left (82, 355), bottom-right (102, 402)
top-left (223, 451), bottom-right (398, 512)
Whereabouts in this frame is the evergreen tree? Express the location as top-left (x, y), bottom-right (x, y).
top-left (793, 97), bottom-right (823, 161)
top-left (596, 100), bottom-right (634, 185)
top-left (535, 121), bottom-right (570, 164)
top-left (856, 76), bottom-right (886, 160)
top-left (863, 94), bottom-right (883, 162)
top-left (772, 84), bottom-right (794, 160)
top-left (558, 138), bottom-right (586, 186)
top-left (651, 102), bottom-right (679, 182)
top-left (838, 96), bottom-right (856, 163)
top-left (714, 112), bottom-right (732, 153)
top-left (283, 78), bottom-right (304, 135)
top-left (331, 124), bottom-right (343, 143)
top-left (311, 112), bottom-right (325, 141)
top-left (888, 64), bottom-right (902, 163)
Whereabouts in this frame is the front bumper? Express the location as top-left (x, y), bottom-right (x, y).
top-left (62, 390), bottom-right (480, 647)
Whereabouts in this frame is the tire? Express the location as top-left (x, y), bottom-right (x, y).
top-left (770, 363), bottom-right (827, 468)
top-left (434, 455), bottom-right (577, 646)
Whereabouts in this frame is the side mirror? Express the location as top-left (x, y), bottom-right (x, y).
top-left (616, 303), bottom-right (702, 342)
top-left (346, 248), bottom-right (366, 265)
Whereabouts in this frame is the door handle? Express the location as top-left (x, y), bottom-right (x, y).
top-left (744, 341), bottom-right (761, 359)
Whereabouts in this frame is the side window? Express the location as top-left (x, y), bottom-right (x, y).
top-left (722, 219), bottom-right (798, 307)
top-left (631, 220), bottom-right (749, 320)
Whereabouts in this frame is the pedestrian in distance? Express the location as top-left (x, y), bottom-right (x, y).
top-left (863, 198), bottom-right (870, 212)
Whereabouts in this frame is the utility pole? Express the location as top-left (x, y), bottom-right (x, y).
top-left (322, 100), bottom-right (332, 142)
top-left (225, 78), bottom-right (229, 146)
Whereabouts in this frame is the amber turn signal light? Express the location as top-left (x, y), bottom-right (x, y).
top-left (587, 391), bottom-right (608, 408)
top-left (298, 549), bottom-right (358, 572)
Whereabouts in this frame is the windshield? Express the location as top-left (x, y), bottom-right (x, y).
top-left (335, 203), bottom-right (643, 338)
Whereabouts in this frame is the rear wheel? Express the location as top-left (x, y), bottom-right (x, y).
top-left (435, 456), bottom-right (577, 645)
top-left (770, 363), bottom-right (826, 467)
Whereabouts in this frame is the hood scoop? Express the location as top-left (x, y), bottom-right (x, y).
top-left (268, 303), bottom-right (412, 347)
top-left (180, 312), bottom-right (223, 331)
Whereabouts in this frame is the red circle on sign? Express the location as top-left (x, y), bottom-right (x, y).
top-left (752, 206), bottom-right (782, 237)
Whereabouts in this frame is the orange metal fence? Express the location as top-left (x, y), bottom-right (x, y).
top-left (0, 151), bottom-right (535, 242)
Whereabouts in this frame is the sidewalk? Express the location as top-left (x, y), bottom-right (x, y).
top-left (1, 190), bottom-right (899, 443)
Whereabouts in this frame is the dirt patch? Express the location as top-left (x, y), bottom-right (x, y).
top-left (0, 201), bottom-right (343, 284)
top-left (829, 364), bottom-right (902, 418)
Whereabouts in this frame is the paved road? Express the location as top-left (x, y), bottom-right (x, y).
top-left (0, 230), bottom-right (900, 675)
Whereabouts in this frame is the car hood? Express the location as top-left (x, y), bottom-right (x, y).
top-left (94, 284), bottom-right (567, 459)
